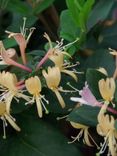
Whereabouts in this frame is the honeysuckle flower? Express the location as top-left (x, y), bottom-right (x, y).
top-left (6, 17), bottom-right (35, 65)
top-left (70, 83), bottom-right (99, 106)
top-left (97, 104), bottom-right (117, 156)
top-left (98, 78), bottom-right (115, 103)
top-left (0, 41), bottom-right (32, 72)
top-left (69, 121), bottom-right (98, 147)
top-left (43, 66), bottom-right (66, 108)
top-left (0, 71), bottom-right (30, 114)
top-left (97, 67), bottom-right (108, 76)
top-left (49, 49), bottom-right (78, 81)
top-left (70, 82), bottom-right (117, 115)
top-left (36, 33), bottom-right (79, 81)
top-left (25, 76), bottom-right (49, 118)
top-left (0, 102), bottom-right (21, 139)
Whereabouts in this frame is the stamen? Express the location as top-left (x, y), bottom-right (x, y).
top-left (1, 117), bottom-right (7, 139)
top-left (43, 33), bottom-right (53, 49)
top-left (88, 132), bottom-right (100, 149)
top-left (67, 82), bottom-right (80, 92)
top-left (72, 69), bottom-right (84, 74)
top-left (41, 95), bottom-right (49, 104)
top-left (21, 17), bottom-right (27, 36)
top-left (68, 129), bottom-right (83, 144)
top-left (64, 62), bottom-right (79, 69)
top-left (99, 137), bottom-right (108, 154)
top-left (58, 86), bottom-right (77, 93)
top-left (56, 115), bottom-right (68, 120)
top-left (60, 38), bottom-right (79, 51)
top-left (55, 39), bottom-right (64, 49)
top-left (39, 98), bottom-right (48, 114)
top-left (26, 27), bottom-right (36, 44)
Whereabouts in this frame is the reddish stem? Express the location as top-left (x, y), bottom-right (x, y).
top-left (96, 102), bottom-right (117, 115)
top-left (36, 49), bottom-right (52, 70)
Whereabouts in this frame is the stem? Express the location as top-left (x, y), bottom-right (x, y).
top-left (96, 102), bottom-right (117, 115)
top-left (36, 49), bottom-right (52, 70)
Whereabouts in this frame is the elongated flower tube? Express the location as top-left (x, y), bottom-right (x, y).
top-left (25, 76), bottom-right (49, 118)
top-left (98, 78), bottom-right (115, 103)
top-left (43, 66), bottom-right (65, 108)
top-left (0, 41), bottom-right (32, 72)
top-left (71, 83), bottom-right (99, 106)
top-left (69, 122), bottom-right (98, 147)
top-left (0, 102), bottom-right (21, 139)
top-left (6, 18), bottom-right (35, 65)
top-left (0, 71), bottom-right (30, 114)
top-left (70, 83), bottom-right (117, 115)
top-left (36, 33), bottom-right (78, 78)
top-left (97, 105), bottom-right (117, 156)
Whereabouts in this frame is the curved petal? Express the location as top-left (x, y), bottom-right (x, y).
top-left (4, 114), bottom-right (21, 131)
top-left (62, 69), bottom-right (77, 81)
top-left (6, 92), bottom-right (15, 114)
top-left (35, 95), bottom-right (43, 118)
top-left (54, 90), bottom-right (65, 108)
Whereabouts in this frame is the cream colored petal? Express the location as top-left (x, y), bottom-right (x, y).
top-left (6, 92), bottom-right (15, 114)
top-left (70, 121), bottom-right (87, 129)
top-left (108, 132), bottom-right (117, 156)
top-left (4, 113), bottom-right (21, 131)
top-left (54, 89), bottom-right (65, 108)
top-left (43, 68), bottom-right (56, 88)
top-left (25, 76), bottom-right (41, 95)
top-left (97, 104), bottom-right (108, 122)
top-left (49, 52), bottom-right (64, 68)
top-left (0, 102), bottom-right (6, 115)
top-left (84, 128), bottom-right (93, 146)
top-left (98, 79), bottom-right (110, 101)
top-left (62, 69), bottom-right (77, 81)
top-left (43, 67), bottom-right (61, 88)
top-left (97, 124), bottom-right (105, 136)
top-left (35, 95), bottom-right (43, 118)
top-left (97, 68), bottom-right (108, 76)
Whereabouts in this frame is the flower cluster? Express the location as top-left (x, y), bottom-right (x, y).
top-left (70, 68), bottom-right (117, 156)
top-left (0, 19), bottom-right (78, 138)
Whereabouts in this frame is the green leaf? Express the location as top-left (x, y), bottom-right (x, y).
top-left (81, 49), bottom-right (115, 76)
top-left (98, 22), bottom-right (117, 49)
top-left (33, 0), bottom-right (55, 15)
top-left (60, 10), bottom-right (80, 42)
top-left (0, 113), bottom-right (82, 156)
top-left (67, 105), bottom-right (99, 127)
top-left (87, 0), bottom-right (114, 31)
top-left (66, 0), bottom-right (95, 31)
top-left (6, 0), bottom-right (31, 15)
top-left (86, 69), bottom-right (107, 99)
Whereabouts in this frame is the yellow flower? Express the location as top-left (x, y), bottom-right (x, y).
top-left (25, 76), bottom-right (49, 118)
top-left (69, 121), bottom-right (97, 147)
top-left (49, 50), bottom-right (77, 81)
top-left (41, 33), bottom-right (78, 81)
top-left (0, 71), bottom-right (30, 114)
top-left (97, 105), bottom-right (117, 156)
top-left (98, 78), bottom-right (115, 102)
top-left (0, 102), bottom-right (20, 139)
top-left (43, 66), bottom-right (65, 108)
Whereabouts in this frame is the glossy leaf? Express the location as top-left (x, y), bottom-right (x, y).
top-left (87, 0), bottom-right (114, 31)
top-left (67, 105), bottom-right (99, 127)
top-left (0, 112), bottom-right (82, 156)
